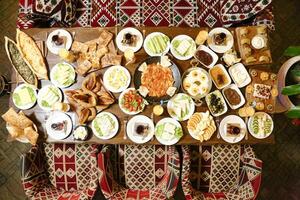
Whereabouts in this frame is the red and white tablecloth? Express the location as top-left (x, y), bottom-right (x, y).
top-left (17, 0), bottom-right (274, 29)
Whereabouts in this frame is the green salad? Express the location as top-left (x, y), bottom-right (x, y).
top-left (40, 86), bottom-right (61, 108)
top-left (146, 34), bottom-right (169, 54)
top-left (93, 113), bottom-right (115, 137)
top-left (52, 63), bottom-right (75, 87)
top-left (155, 122), bottom-right (183, 141)
top-left (169, 94), bottom-right (192, 121)
top-left (172, 38), bottom-right (196, 57)
top-left (13, 85), bottom-right (36, 107)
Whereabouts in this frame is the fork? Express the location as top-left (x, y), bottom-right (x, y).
top-left (215, 117), bottom-right (221, 139)
top-left (123, 116), bottom-right (128, 140)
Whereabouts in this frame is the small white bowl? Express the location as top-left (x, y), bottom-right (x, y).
top-left (222, 84), bottom-right (245, 110)
top-left (228, 63), bottom-right (251, 88)
top-left (194, 45), bottom-right (219, 68)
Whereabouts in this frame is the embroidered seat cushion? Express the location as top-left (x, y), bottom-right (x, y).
top-left (181, 145), bottom-right (262, 200)
top-left (26, 0), bottom-right (78, 27)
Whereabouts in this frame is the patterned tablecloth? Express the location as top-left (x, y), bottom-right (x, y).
top-left (17, 0), bottom-right (274, 30)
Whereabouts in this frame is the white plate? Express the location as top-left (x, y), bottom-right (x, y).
top-left (12, 84), bottom-right (37, 110)
top-left (194, 45), bottom-right (219, 68)
top-left (248, 112), bottom-right (273, 139)
top-left (37, 85), bottom-right (62, 111)
top-left (119, 88), bottom-right (145, 115)
top-left (219, 115), bottom-right (246, 143)
top-left (46, 111), bottom-right (73, 140)
top-left (209, 64), bottom-right (232, 90)
top-left (126, 115), bottom-right (155, 144)
top-left (228, 63), bottom-right (251, 88)
top-left (92, 112), bottom-right (119, 140)
top-left (170, 35), bottom-right (196, 60)
top-left (46, 29), bottom-right (73, 55)
top-left (116, 27), bottom-right (143, 52)
top-left (205, 90), bottom-right (228, 117)
top-left (207, 28), bottom-right (234, 53)
top-left (167, 93), bottom-right (195, 121)
top-left (103, 65), bottom-right (131, 93)
top-left (144, 32), bottom-right (170, 56)
top-left (155, 117), bottom-right (183, 145)
top-left (222, 84), bottom-right (245, 110)
top-left (50, 62), bottom-right (76, 88)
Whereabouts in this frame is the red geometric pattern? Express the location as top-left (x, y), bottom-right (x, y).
top-left (17, 0), bottom-right (275, 30)
top-left (21, 143), bottom-right (99, 200)
top-left (181, 145), bottom-right (263, 200)
top-left (98, 145), bottom-right (180, 200)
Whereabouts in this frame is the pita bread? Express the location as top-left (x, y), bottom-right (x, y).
top-left (16, 29), bottom-right (48, 80)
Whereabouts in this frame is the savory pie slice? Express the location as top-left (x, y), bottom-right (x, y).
top-left (5, 37), bottom-right (38, 86)
top-left (16, 29), bottom-right (48, 80)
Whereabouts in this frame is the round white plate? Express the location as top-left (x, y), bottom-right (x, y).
top-left (12, 84), bottom-right (37, 110)
top-left (167, 93), bottom-right (195, 121)
top-left (92, 112), bottom-right (119, 140)
top-left (119, 88), bottom-right (145, 115)
top-left (144, 32), bottom-right (170, 56)
top-left (248, 112), bottom-right (273, 139)
top-left (207, 28), bottom-right (234, 53)
top-left (155, 117), bottom-right (182, 145)
top-left (46, 111), bottom-right (73, 140)
top-left (219, 115), bottom-right (246, 143)
top-left (46, 29), bottom-right (73, 55)
top-left (116, 27), bottom-right (143, 52)
top-left (103, 65), bottom-right (131, 93)
top-left (37, 85), bottom-right (63, 111)
top-left (50, 62), bottom-right (76, 88)
top-left (126, 115), bottom-right (155, 144)
top-left (170, 35), bottom-right (196, 60)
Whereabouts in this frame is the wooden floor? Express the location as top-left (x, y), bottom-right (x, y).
top-left (0, 0), bottom-right (300, 199)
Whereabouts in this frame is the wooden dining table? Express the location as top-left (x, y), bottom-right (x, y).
top-left (9, 26), bottom-right (277, 145)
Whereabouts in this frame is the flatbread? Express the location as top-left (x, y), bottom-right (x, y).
top-left (1, 108), bottom-right (32, 129)
top-left (71, 41), bottom-right (89, 53)
top-left (6, 125), bottom-right (23, 139)
top-left (101, 53), bottom-right (122, 67)
top-left (16, 29), bottom-right (48, 80)
top-left (24, 126), bottom-right (39, 145)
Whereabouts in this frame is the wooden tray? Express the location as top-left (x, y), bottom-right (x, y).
top-left (245, 69), bottom-right (278, 114)
top-left (236, 26), bottom-right (272, 66)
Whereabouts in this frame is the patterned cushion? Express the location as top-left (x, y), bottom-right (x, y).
top-left (44, 143), bottom-right (98, 192)
top-left (17, 0), bottom-right (275, 30)
top-left (21, 143), bottom-right (99, 200)
top-left (98, 145), bottom-right (180, 200)
top-left (116, 145), bottom-right (169, 190)
top-left (28, 0), bottom-right (78, 26)
top-left (181, 145), bottom-right (263, 200)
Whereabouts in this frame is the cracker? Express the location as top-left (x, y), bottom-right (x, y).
top-left (71, 41), bottom-right (89, 53)
top-left (1, 108), bottom-right (32, 129)
top-left (24, 126), bottom-right (39, 145)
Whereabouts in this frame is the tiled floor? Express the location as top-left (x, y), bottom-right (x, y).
top-left (0, 0), bottom-right (300, 199)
